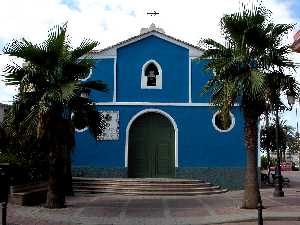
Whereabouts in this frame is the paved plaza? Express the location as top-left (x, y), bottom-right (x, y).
top-left (5, 171), bottom-right (300, 225)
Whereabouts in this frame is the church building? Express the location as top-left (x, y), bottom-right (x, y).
top-left (72, 24), bottom-right (247, 189)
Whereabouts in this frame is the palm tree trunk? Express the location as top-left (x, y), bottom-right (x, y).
top-left (64, 120), bottom-right (75, 196)
top-left (45, 148), bottom-right (65, 208)
top-left (45, 117), bottom-right (66, 209)
top-left (64, 150), bottom-right (74, 196)
top-left (242, 109), bottom-right (261, 209)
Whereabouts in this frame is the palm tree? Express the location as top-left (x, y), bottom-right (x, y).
top-left (199, 3), bottom-right (298, 208)
top-left (2, 23), bottom-right (107, 208)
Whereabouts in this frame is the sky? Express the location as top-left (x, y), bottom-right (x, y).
top-left (0, 0), bottom-right (300, 128)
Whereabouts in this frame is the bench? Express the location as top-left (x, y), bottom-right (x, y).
top-left (9, 182), bottom-right (48, 206)
top-left (271, 174), bottom-right (290, 187)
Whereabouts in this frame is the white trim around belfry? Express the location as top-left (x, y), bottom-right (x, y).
top-left (141, 59), bottom-right (162, 89)
top-left (125, 108), bottom-right (178, 168)
top-left (211, 111), bottom-right (236, 133)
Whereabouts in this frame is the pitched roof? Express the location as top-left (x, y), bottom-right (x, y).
top-left (86, 29), bottom-right (203, 58)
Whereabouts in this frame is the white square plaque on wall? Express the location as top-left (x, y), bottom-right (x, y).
top-left (97, 111), bottom-right (119, 140)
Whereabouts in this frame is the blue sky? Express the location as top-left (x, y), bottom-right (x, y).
top-left (61, 0), bottom-right (80, 11)
top-left (276, 0), bottom-right (300, 20)
top-left (0, 0), bottom-right (299, 127)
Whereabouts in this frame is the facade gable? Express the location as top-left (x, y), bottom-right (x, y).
top-left (116, 35), bottom-right (189, 102)
top-left (84, 25), bottom-right (212, 105)
top-left (87, 29), bottom-right (203, 59)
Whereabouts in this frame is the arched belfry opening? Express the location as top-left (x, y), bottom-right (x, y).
top-left (141, 60), bottom-right (162, 89)
top-left (145, 63), bottom-right (159, 86)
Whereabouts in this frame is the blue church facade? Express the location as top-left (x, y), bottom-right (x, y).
top-left (72, 25), bottom-right (246, 189)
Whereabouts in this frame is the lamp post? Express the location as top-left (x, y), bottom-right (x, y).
top-left (273, 91), bottom-right (296, 197)
top-left (273, 103), bottom-right (284, 197)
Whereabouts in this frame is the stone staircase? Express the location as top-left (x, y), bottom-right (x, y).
top-left (72, 177), bottom-right (228, 196)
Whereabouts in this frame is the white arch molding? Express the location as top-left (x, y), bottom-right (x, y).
top-left (125, 108), bottom-right (178, 168)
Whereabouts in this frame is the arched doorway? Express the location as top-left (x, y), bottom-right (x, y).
top-left (128, 112), bottom-right (175, 178)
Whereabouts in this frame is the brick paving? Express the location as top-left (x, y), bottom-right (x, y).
top-left (216, 222), bottom-right (300, 225)
top-left (4, 171), bottom-right (300, 225)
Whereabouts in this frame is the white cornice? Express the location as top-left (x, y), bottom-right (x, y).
top-left (94, 102), bottom-right (240, 107)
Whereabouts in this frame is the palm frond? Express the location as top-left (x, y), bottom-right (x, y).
top-left (46, 23), bottom-right (70, 61)
top-left (71, 39), bottom-right (99, 60)
top-left (3, 62), bottom-right (25, 85)
top-left (20, 105), bottom-right (39, 138)
top-left (60, 81), bottom-right (80, 102)
top-left (65, 59), bottom-right (95, 81)
top-left (3, 39), bottom-right (46, 67)
top-left (245, 69), bottom-right (266, 101)
top-left (199, 1), bottom-right (298, 117)
top-left (71, 101), bottom-right (107, 139)
top-left (80, 80), bottom-right (108, 92)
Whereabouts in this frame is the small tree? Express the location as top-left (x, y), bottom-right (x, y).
top-left (260, 120), bottom-right (292, 158)
top-left (260, 155), bottom-right (275, 170)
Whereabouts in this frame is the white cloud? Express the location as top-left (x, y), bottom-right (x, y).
top-left (0, 0), bottom-right (299, 121)
top-left (0, 0), bottom-right (297, 51)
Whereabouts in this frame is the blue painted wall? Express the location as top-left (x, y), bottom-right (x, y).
top-left (116, 36), bottom-right (189, 102)
top-left (191, 59), bottom-right (212, 103)
top-left (74, 34), bottom-right (247, 174)
top-left (73, 106), bottom-right (246, 168)
top-left (87, 37), bottom-right (215, 104)
top-left (89, 58), bottom-right (114, 102)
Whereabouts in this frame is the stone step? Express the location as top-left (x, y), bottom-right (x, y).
top-left (72, 185), bottom-right (221, 192)
top-left (72, 177), bottom-right (228, 196)
top-left (74, 189), bottom-right (228, 196)
top-left (72, 182), bottom-right (212, 188)
top-left (72, 177), bottom-right (206, 184)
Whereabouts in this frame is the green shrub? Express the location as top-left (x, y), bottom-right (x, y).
top-left (260, 155), bottom-right (275, 170)
top-left (0, 126), bottom-right (48, 185)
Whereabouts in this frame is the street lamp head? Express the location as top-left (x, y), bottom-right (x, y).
top-left (80, 89), bottom-right (91, 99)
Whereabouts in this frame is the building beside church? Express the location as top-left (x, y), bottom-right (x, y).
top-left (290, 30), bottom-right (300, 168)
top-left (292, 30), bottom-right (300, 52)
top-left (72, 24), bottom-right (247, 189)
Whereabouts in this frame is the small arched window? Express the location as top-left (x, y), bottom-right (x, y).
top-left (141, 60), bottom-right (162, 89)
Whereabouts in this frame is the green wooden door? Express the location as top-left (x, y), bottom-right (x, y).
top-left (128, 112), bottom-right (175, 178)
